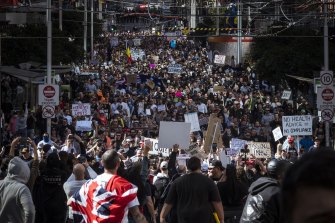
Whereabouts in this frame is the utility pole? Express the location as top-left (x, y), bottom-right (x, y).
top-left (59, 0), bottom-right (62, 31)
top-left (84, 0), bottom-right (88, 58)
top-left (91, 0), bottom-right (94, 63)
top-left (216, 0), bottom-right (219, 36)
top-left (324, 0), bottom-right (331, 148)
top-left (47, 0), bottom-right (52, 135)
top-left (237, 0), bottom-right (242, 64)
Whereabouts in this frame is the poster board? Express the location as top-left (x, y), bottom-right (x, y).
top-left (228, 138), bottom-right (246, 156)
top-left (213, 85), bottom-right (225, 93)
top-left (214, 55), bottom-right (226, 64)
top-left (72, 103), bottom-right (91, 116)
top-left (272, 127), bottom-right (283, 141)
top-left (184, 112), bottom-right (201, 132)
top-left (168, 64), bottom-right (183, 74)
top-left (281, 90), bottom-right (292, 100)
top-left (282, 115), bottom-right (313, 136)
top-left (247, 142), bottom-right (272, 159)
top-left (144, 137), bottom-right (171, 157)
top-left (75, 121), bottom-right (92, 132)
top-left (203, 114), bottom-right (223, 153)
top-left (158, 122), bottom-right (191, 153)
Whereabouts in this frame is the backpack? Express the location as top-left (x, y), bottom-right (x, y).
top-left (154, 176), bottom-right (170, 207)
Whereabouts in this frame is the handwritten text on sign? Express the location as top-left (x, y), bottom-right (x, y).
top-left (145, 138), bottom-right (170, 157)
top-left (248, 142), bottom-right (272, 159)
top-left (72, 103), bottom-right (91, 116)
top-left (282, 115), bottom-right (312, 136)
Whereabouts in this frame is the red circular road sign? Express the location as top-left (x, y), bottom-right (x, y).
top-left (43, 85), bottom-right (55, 98)
top-left (321, 88), bottom-right (334, 101)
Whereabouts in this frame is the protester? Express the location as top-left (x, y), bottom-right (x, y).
top-left (0, 157), bottom-right (35, 223)
top-left (160, 156), bottom-right (224, 223)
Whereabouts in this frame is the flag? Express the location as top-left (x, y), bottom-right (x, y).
top-left (69, 174), bottom-right (138, 223)
top-left (126, 47), bottom-right (132, 64)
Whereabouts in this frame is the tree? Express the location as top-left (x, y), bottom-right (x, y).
top-left (250, 27), bottom-right (334, 82)
top-left (2, 9), bottom-right (103, 66)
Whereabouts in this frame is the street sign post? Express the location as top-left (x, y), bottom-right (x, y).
top-left (38, 84), bottom-right (59, 106)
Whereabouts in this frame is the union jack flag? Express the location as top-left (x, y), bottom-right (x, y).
top-left (68, 173), bottom-right (138, 223)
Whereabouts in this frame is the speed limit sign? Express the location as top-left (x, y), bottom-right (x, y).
top-left (320, 71), bottom-right (333, 86)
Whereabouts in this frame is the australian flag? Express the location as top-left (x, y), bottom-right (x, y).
top-left (68, 174), bottom-right (138, 223)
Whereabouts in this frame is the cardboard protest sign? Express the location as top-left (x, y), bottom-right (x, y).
top-left (110, 37), bottom-right (119, 47)
top-left (213, 85), bottom-right (225, 93)
top-left (157, 105), bottom-right (166, 112)
top-left (133, 38), bottom-right (142, 46)
top-left (168, 64), bottom-right (183, 74)
top-left (282, 115), bottom-right (312, 136)
top-left (126, 74), bottom-right (137, 84)
top-left (75, 121), bottom-right (92, 132)
top-left (248, 142), bottom-right (272, 159)
top-left (131, 48), bottom-right (146, 61)
top-left (185, 143), bottom-right (200, 156)
top-left (158, 122), bottom-right (191, 153)
top-left (203, 114), bottom-right (223, 153)
top-left (272, 127), bottom-right (283, 141)
top-left (72, 103), bottom-right (91, 116)
top-left (176, 154), bottom-right (190, 167)
top-left (184, 112), bottom-right (201, 132)
top-left (228, 138), bottom-right (247, 156)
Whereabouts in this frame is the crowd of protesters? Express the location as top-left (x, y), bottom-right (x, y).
top-left (0, 31), bottom-right (332, 223)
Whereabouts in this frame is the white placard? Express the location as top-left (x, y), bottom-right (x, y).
top-left (248, 142), bottom-right (272, 159)
top-left (282, 115), bottom-right (313, 136)
top-left (219, 151), bottom-right (230, 168)
top-left (145, 137), bottom-right (170, 157)
top-left (184, 112), bottom-right (200, 132)
top-left (75, 121), bottom-right (92, 132)
top-left (228, 138), bottom-right (246, 156)
top-left (145, 109), bottom-right (151, 116)
top-left (158, 122), bottom-right (191, 152)
top-left (110, 37), bottom-right (119, 47)
top-left (214, 55), bottom-right (226, 64)
top-left (185, 143), bottom-right (199, 156)
top-left (281, 90), bottom-right (291, 100)
top-left (131, 48), bottom-right (146, 61)
top-left (168, 64), bottom-right (183, 74)
top-left (272, 127), bottom-right (283, 141)
top-left (157, 105), bottom-right (166, 112)
top-left (38, 84), bottom-right (60, 106)
top-left (317, 85), bottom-right (335, 110)
top-left (72, 103), bottom-right (91, 116)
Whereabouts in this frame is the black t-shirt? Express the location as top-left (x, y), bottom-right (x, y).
top-left (165, 172), bottom-right (221, 223)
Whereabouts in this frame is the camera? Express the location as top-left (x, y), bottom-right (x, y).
top-left (240, 144), bottom-right (250, 154)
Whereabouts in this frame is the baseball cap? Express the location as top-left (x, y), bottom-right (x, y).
top-left (160, 161), bottom-right (168, 169)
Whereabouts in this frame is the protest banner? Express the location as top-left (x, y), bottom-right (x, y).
top-left (72, 103), bottom-right (91, 116)
top-left (158, 122), bottom-right (191, 154)
top-left (228, 138), bottom-right (246, 156)
top-left (131, 48), bottom-right (146, 61)
top-left (184, 112), bottom-right (201, 132)
top-left (126, 74), bottom-right (137, 84)
top-left (144, 137), bottom-right (171, 157)
top-left (75, 121), bottom-right (92, 132)
top-left (203, 114), bottom-right (223, 153)
top-left (133, 38), bottom-right (142, 46)
top-left (176, 154), bottom-right (190, 167)
top-left (281, 90), bottom-right (292, 100)
top-left (185, 143), bottom-right (200, 156)
top-left (157, 105), bottom-right (166, 112)
top-left (248, 142), bottom-right (272, 159)
top-left (219, 150), bottom-right (231, 168)
top-left (168, 64), bottom-right (183, 74)
top-left (282, 115), bottom-right (313, 136)
top-left (214, 55), bottom-right (226, 65)
top-left (272, 127), bottom-right (283, 141)
top-left (213, 85), bottom-right (225, 93)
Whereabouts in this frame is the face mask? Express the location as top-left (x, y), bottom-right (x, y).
top-left (43, 136), bottom-right (49, 142)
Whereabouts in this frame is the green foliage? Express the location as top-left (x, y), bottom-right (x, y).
top-left (250, 27), bottom-right (334, 82)
top-left (2, 10), bottom-right (103, 66)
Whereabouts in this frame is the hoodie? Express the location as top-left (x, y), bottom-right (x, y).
top-left (240, 177), bottom-right (280, 223)
top-left (0, 157), bottom-right (35, 223)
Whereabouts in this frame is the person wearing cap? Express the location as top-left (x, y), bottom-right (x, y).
top-left (240, 159), bottom-right (291, 222)
top-left (308, 137), bottom-right (322, 152)
top-left (208, 160), bottom-right (226, 184)
top-left (285, 136), bottom-right (298, 163)
top-left (153, 160), bottom-right (169, 184)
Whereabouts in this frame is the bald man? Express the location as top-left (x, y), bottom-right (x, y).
top-left (63, 164), bottom-right (88, 223)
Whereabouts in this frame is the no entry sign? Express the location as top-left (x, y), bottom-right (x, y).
top-left (321, 88), bottom-right (334, 101)
top-left (38, 84), bottom-right (59, 106)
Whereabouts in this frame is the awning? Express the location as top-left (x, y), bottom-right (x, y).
top-left (286, 74), bottom-right (314, 84)
top-left (0, 66), bottom-right (45, 82)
